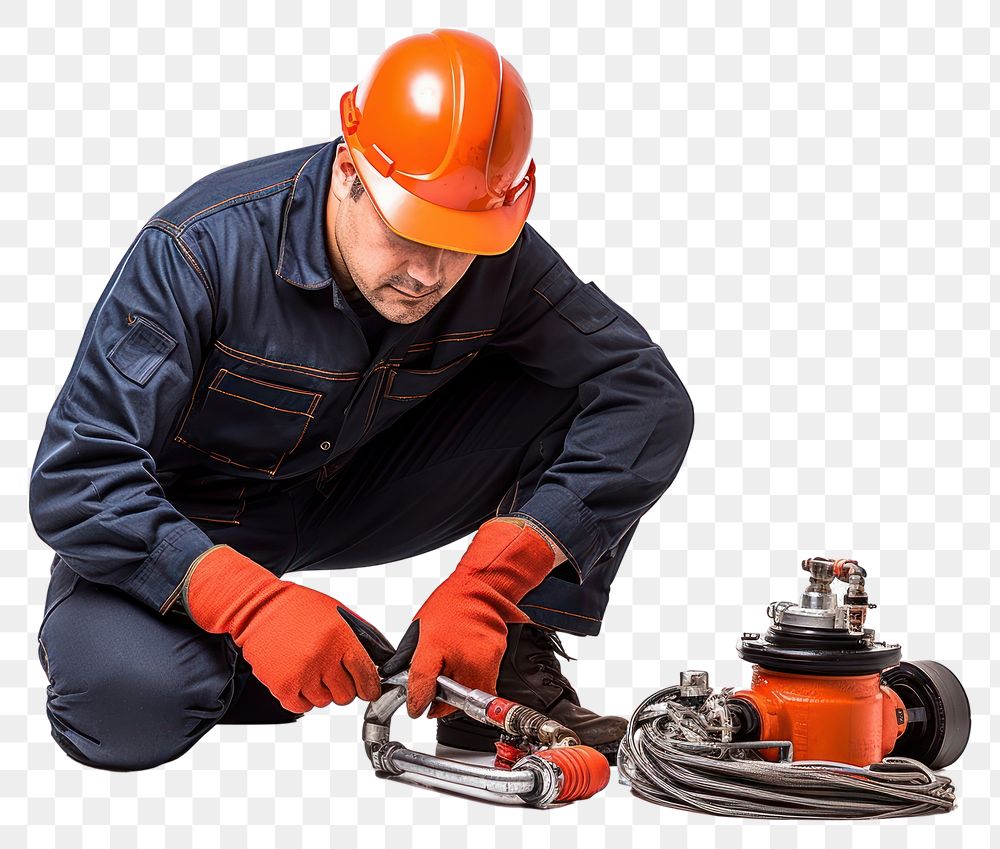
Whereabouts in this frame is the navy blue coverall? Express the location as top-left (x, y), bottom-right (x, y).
top-left (28, 136), bottom-right (694, 770)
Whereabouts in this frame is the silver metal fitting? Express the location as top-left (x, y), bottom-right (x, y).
top-left (679, 670), bottom-right (710, 700)
top-left (512, 754), bottom-right (563, 807)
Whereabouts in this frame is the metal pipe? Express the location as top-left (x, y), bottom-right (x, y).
top-left (361, 670), bottom-right (610, 807)
top-left (381, 747), bottom-right (539, 795)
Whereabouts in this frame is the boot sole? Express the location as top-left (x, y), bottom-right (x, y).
top-left (436, 714), bottom-right (620, 767)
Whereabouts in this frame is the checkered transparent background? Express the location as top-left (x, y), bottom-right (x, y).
top-left (3, 1), bottom-right (995, 846)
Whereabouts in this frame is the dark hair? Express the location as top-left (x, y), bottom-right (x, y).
top-left (350, 175), bottom-right (364, 202)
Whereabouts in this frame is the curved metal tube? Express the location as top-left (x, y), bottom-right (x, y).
top-left (361, 671), bottom-right (564, 807)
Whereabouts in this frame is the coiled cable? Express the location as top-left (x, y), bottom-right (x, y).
top-left (617, 684), bottom-right (956, 819)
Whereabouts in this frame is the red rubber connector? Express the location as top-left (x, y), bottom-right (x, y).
top-left (534, 746), bottom-right (611, 802)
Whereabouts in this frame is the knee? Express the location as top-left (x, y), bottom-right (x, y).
top-left (38, 590), bottom-right (234, 771)
top-left (43, 647), bottom-right (226, 770)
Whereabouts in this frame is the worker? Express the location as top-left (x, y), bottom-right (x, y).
top-left (29, 28), bottom-right (694, 772)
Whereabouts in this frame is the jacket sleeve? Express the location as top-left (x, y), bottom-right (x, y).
top-left (486, 223), bottom-right (695, 583)
top-left (29, 224), bottom-right (218, 614)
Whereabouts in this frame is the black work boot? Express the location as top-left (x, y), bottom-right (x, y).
top-left (435, 622), bottom-right (627, 765)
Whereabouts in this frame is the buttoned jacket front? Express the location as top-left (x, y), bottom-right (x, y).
top-left (29, 137), bottom-right (695, 616)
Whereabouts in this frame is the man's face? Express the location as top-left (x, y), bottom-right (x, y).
top-left (326, 146), bottom-right (478, 324)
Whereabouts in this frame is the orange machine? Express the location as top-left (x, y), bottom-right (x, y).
top-left (727, 557), bottom-right (969, 769)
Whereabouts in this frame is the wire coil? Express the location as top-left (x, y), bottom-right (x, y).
top-left (617, 684), bottom-right (957, 819)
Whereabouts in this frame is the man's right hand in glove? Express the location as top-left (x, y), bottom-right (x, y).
top-left (182, 544), bottom-right (392, 713)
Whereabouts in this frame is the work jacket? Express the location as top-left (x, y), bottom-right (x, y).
top-left (29, 136), bottom-right (695, 615)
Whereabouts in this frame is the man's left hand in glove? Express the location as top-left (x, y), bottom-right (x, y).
top-left (380, 516), bottom-right (561, 719)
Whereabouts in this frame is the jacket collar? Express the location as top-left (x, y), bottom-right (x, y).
top-left (274, 136), bottom-right (348, 309)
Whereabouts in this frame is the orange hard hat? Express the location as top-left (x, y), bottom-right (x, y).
top-left (339, 28), bottom-right (536, 256)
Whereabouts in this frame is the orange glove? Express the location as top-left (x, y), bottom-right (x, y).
top-left (380, 517), bottom-right (557, 719)
top-left (184, 544), bottom-right (392, 713)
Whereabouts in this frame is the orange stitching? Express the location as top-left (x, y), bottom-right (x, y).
top-left (362, 366), bottom-right (387, 432)
top-left (179, 178), bottom-right (294, 228)
top-left (173, 434), bottom-right (282, 475)
top-left (531, 262), bottom-right (565, 301)
top-left (215, 367), bottom-right (322, 397)
top-left (384, 390), bottom-right (432, 400)
top-left (494, 477), bottom-right (520, 518)
top-left (172, 235), bottom-right (213, 296)
top-left (159, 586), bottom-right (182, 616)
top-left (146, 216), bottom-right (180, 233)
top-left (395, 350), bottom-right (478, 376)
top-left (207, 385), bottom-right (318, 417)
top-left (185, 515), bottom-right (242, 525)
top-left (531, 263), bottom-right (571, 307)
top-left (285, 392), bottom-right (323, 456)
top-left (139, 224), bottom-right (215, 307)
top-left (234, 486), bottom-right (247, 522)
top-left (406, 329), bottom-right (496, 351)
top-left (384, 352), bottom-right (479, 401)
top-left (364, 368), bottom-right (391, 437)
top-left (431, 328), bottom-right (495, 341)
top-left (175, 370), bottom-right (321, 475)
top-left (519, 603), bottom-right (601, 623)
top-left (267, 391), bottom-right (323, 475)
top-left (214, 339), bottom-right (361, 381)
top-left (506, 511), bottom-right (581, 578)
top-left (275, 147), bottom-right (326, 284)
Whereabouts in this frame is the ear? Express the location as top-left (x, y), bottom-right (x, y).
top-left (329, 144), bottom-right (359, 201)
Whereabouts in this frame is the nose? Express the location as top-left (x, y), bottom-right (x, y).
top-left (406, 248), bottom-right (447, 290)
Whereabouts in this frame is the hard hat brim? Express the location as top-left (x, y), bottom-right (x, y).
top-left (346, 139), bottom-right (536, 257)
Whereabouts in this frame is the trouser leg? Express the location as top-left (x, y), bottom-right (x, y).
top-left (35, 553), bottom-right (296, 772)
top-left (289, 351), bottom-right (636, 636)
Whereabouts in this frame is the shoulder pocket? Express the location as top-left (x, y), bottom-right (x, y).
top-left (553, 282), bottom-right (617, 334)
top-left (533, 262), bottom-right (617, 335)
top-left (107, 314), bottom-right (177, 386)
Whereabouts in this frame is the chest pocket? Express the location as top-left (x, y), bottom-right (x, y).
top-left (383, 350), bottom-right (481, 401)
top-left (174, 363), bottom-right (325, 476)
top-left (382, 330), bottom-right (493, 401)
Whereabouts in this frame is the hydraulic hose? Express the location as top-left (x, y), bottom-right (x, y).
top-left (617, 682), bottom-right (957, 819)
